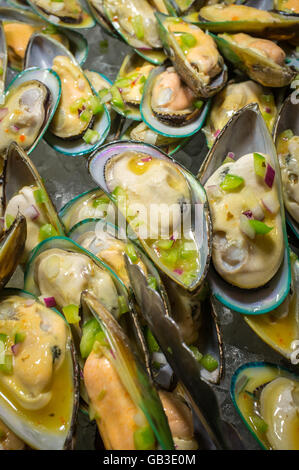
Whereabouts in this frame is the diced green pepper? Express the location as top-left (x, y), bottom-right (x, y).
top-left (5, 215), bottom-right (15, 229)
top-left (146, 327), bottom-right (160, 353)
top-left (88, 95), bottom-right (104, 115)
top-left (39, 224), bottom-right (58, 241)
top-left (125, 243), bottom-right (138, 263)
top-left (194, 100), bottom-right (203, 110)
top-left (133, 425), bottom-right (156, 450)
top-left (0, 354), bottom-right (13, 375)
top-left (200, 354), bottom-right (218, 372)
top-left (179, 32), bottom-right (197, 48)
top-left (80, 109), bottom-right (92, 122)
top-left (131, 15), bottom-right (144, 41)
top-left (155, 239), bottom-right (174, 251)
top-left (189, 345), bottom-right (203, 363)
top-left (110, 86), bottom-right (125, 110)
top-left (83, 129), bottom-right (99, 145)
top-left (34, 188), bottom-right (48, 205)
top-left (118, 295), bottom-right (129, 315)
top-left (62, 304), bottom-right (80, 324)
top-left (14, 332), bottom-right (26, 344)
top-left (250, 415), bottom-right (268, 434)
top-left (92, 196), bottom-right (110, 208)
top-left (248, 219), bottom-right (273, 235)
top-left (147, 276), bottom-right (157, 291)
top-left (220, 174), bottom-right (244, 191)
top-left (114, 77), bottom-right (133, 89)
top-left (253, 152), bottom-right (267, 178)
top-left (80, 318), bottom-right (102, 359)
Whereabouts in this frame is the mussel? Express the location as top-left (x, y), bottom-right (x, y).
top-left (2, 142), bottom-right (65, 262)
top-left (231, 362), bottom-right (299, 450)
top-left (0, 21), bottom-right (7, 104)
top-left (27, 0), bottom-right (95, 29)
top-left (202, 80), bottom-right (277, 148)
top-left (141, 64), bottom-right (210, 137)
top-left (198, 103), bottom-right (290, 314)
top-left (274, 93), bottom-right (299, 238)
top-left (0, 67), bottom-right (61, 156)
top-left (213, 32), bottom-right (295, 87)
top-left (88, 141), bottom-right (212, 292)
top-left (24, 33), bottom-right (110, 156)
top-left (0, 289), bottom-right (79, 450)
top-left (0, 7), bottom-right (88, 71)
top-left (155, 13), bottom-right (227, 97)
top-left (184, 4), bottom-right (299, 40)
top-left (79, 291), bottom-right (174, 450)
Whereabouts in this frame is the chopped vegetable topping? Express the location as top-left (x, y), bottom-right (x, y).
top-left (147, 276), bottom-right (157, 291)
top-left (200, 354), bottom-right (218, 372)
top-left (133, 425), bottom-right (156, 450)
top-left (250, 415), bottom-right (268, 434)
top-left (131, 15), bottom-right (145, 40)
top-left (189, 345), bottom-right (203, 363)
top-left (62, 304), bottom-right (80, 324)
top-left (34, 188), bottom-right (49, 205)
top-left (39, 224), bottom-right (58, 241)
top-left (14, 332), bottom-right (26, 344)
top-left (80, 318), bottom-right (102, 359)
top-left (248, 219), bottom-right (273, 235)
top-left (253, 152), bottom-right (266, 178)
top-left (83, 129), bottom-right (100, 145)
top-left (110, 86), bottom-right (125, 110)
top-left (146, 327), bottom-right (160, 353)
top-left (220, 174), bottom-right (244, 191)
top-left (125, 243), bottom-right (138, 263)
top-left (5, 214), bottom-right (15, 229)
top-left (118, 295), bottom-right (129, 315)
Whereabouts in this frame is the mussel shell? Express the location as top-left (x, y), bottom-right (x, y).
top-left (240, 0), bottom-right (299, 17)
top-left (231, 361), bottom-right (299, 450)
top-left (212, 32), bottom-right (296, 88)
top-left (141, 65), bottom-right (211, 138)
top-left (7, 0), bottom-right (31, 10)
top-left (273, 93), bottom-right (299, 239)
top-left (59, 188), bottom-right (107, 233)
top-left (88, 141), bottom-right (212, 292)
top-left (86, 0), bottom-right (120, 38)
top-left (184, 4), bottom-right (299, 40)
top-left (0, 6), bottom-right (88, 69)
top-left (2, 142), bottom-right (65, 240)
top-left (0, 288), bottom-right (79, 450)
top-left (0, 21), bottom-right (7, 104)
top-left (155, 12), bottom-right (228, 98)
top-left (24, 33), bottom-right (111, 156)
top-left (0, 67), bottom-right (61, 155)
top-left (121, 121), bottom-right (189, 155)
top-left (26, 0), bottom-right (95, 29)
top-left (244, 255), bottom-right (299, 360)
top-left (0, 215), bottom-right (27, 289)
top-left (198, 103), bottom-right (291, 314)
top-left (80, 290), bottom-right (174, 450)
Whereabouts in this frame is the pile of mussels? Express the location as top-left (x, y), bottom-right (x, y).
top-left (0, 0), bottom-right (298, 451)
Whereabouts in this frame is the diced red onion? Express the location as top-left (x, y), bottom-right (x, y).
top-left (78, 79), bottom-right (85, 91)
top-left (174, 268), bottom-right (183, 275)
top-left (261, 192), bottom-right (280, 214)
top-left (213, 129), bottom-right (220, 138)
top-left (251, 204), bottom-right (264, 221)
top-left (239, 214), bottom-right (255, 239)
top-left (11, 344), bottom-right (20, 356)
top-left (44, 297), bottom-right (56, 308)
top-left (24, 204), bottom-right (40, 221)
top-left (264, 163), bottom-right (275, 188)
top-left (265, 107), bottom-right (271, 114)
top-left (10, 124), bottom-right (20, 133)
top-left (0, 107), bottom-right (8, 121)
top-left (227, 152), bottom-right (235, 159)
top-left (242, 210), bottom-right (253, 219)
top-left (141, 156), bottom-right (152, 162)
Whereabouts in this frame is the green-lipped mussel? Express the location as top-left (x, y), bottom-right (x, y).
top-left (198, 103), bottom-right (290, 314)
top-left (2, 143), bottom-right (65, 263)
top-left (155, 13), bottom-right (227, 97)
top-left (79, 291), bottom-right (174, 450)
top-left (24, 33), bottom-right (110, 156)
top-left (0, 21), bottom-right (7, 104)
top-left (0, 289), bottom-right (79, 450)
top-left (0, 215), bottom-right (27, 289)
top-left (88, 141), bottom-right (212, 292)
top-left (212, 32), bottom-right (295, 87)
top-left (231, 362), bottom-right (299, 450)
top-left (0, 68), bottom-right (61, 156)
top-left (27, 0), bottom-right (95, 29)
top-left (141, 65), bottom-right (210, 138)
top-left (274, 94), bottom-right (299, 238)
top-left (184, 4), bottom-right (299, 40)
top-left (202, 80), bottom-right (277, 148)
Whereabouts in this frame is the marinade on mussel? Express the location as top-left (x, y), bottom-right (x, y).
top-left (0, 289), bottom-right (79, 450)
top-left (199, 103), bottom-right (290, 314)
top-left (231, 362), bottom-right (299, 450)
top-left (88, 141), bottom-right (211, 291)
top-left (202, 80), bottom-right (277, 148)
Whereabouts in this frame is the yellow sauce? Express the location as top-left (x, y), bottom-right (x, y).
top-left (200, 5), bottom-right (277, 22)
